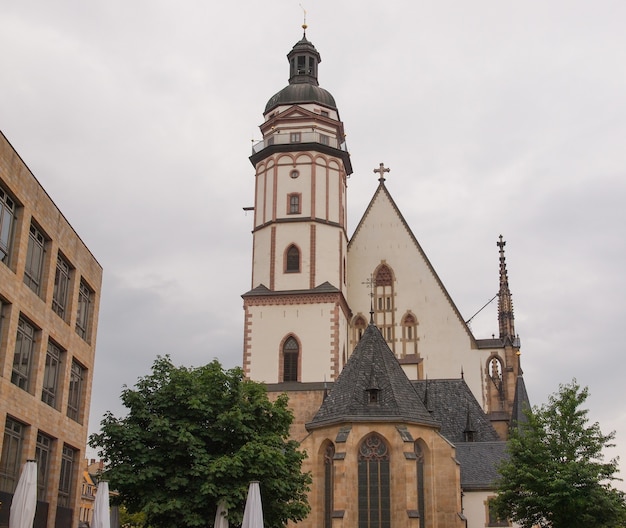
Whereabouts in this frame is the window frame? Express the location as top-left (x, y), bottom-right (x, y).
top-left (75, 279), bottom-right (93, 341)
top-left (42, 340), bottom-right (63, 408)
top-left (67, 359), bottom-right (85, 422)
top-left (282, 336), bottom-right (299, 382)
top-left (0, 417), bottom-right (25, 493)
top-left (36, 432), bottom-right (53, 500)
top-left (288, 193), bottom-right (301, 215)
top-left (58, 444), bottom-right (76, 508)
top-left (23, 222), bottom-right (46, 295)
top-left (52, 253), bottom-right (71, 320)
top-left (285, 244), bottom-right (300, 273)
top-left (12, 316), bottom-right (37, 391)
top-left (0, 183), bottom-right (16, 265)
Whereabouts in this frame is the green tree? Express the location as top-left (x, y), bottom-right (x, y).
top-left (89, 357), bottom-right (311, 528)
top-left (494, 379), bottom-right (626, 528)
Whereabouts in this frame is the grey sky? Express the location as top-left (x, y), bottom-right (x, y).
top-left (1, 0), bottom-right (625, 487)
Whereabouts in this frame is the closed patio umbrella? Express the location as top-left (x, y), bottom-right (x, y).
top-left (213, 500), bottom-right (228, 528)
top-left (241, 481), bottom-right (263, 528)
top-left (9, 459), bottom-right (37, 528)
top-left (92, 481), bottom-right (111, 528)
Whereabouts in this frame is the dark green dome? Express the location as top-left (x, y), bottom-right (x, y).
top-left (264, 84), bottom-right (336, 114)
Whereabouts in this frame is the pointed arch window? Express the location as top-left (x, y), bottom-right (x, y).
top-left (282, 336), bottom-right (299, 382)
top-left (374, 264), bottom-right (395, 354)
top-left (415, 442), bottom-right (426, 528)
top-left (286, 245), bottom-right (300, 273)
top-left (358, 434), bottom-right (390, 527)
top-left (353, 314), bottom-right (367, 344)
top-left (324, 442), bottom-right (335, 528)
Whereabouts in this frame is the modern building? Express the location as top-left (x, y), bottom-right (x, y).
top-left (0, 131), bottom-right (102, 528)
top-left (243, 28), bottom-right (529, 528)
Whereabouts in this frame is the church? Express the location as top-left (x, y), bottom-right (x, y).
top-left (241, 27), bottom-right (529, 528)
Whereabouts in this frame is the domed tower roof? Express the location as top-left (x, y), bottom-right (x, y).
top-left (264, 31), bottom-right (337, 114)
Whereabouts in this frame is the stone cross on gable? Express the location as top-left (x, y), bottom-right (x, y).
top-left (373, 162), bottom-right (390, 183)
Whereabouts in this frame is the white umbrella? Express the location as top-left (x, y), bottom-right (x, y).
top-left (9, 459), bottom-right (37, 528)
top-left (91, 481), bottom-right (111, 528)
top-left (213, 500), bottom-right (229, 528)
top-left (241, 481), bottom-right (263, 528)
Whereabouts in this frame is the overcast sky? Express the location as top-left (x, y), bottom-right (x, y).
top-left (1, 0), bottom-right (625, 487)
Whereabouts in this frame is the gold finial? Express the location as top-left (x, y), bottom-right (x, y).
top-left (300, 4), bottom-right (307, 32)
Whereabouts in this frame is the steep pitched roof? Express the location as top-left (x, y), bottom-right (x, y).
top-left (413, 379), bottom-right (501, 443)
top-left (456, 441), bottom-right (508, 490)
top-left (306, 323), bottom-right (439, 430)
top-left (348, 180), bottom-right (476, 344)
top-left (510, 369), bottom-right (531, 430)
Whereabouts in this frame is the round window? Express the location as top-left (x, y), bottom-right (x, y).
top-left (290, 170), bottom-right (299, 179)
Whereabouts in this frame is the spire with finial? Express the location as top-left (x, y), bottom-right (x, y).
top-left (497, 235), bottom-right (516, 342)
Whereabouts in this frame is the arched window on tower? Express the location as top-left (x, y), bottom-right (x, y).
top-left (324, 442), bottom-right (335, 528)
top-left (374, 264), bottom-right (396, 353)
top-left (358, 434), bottom-right (390, 527)
top-left (282, 336), bottom-right (299, 382)
top-left (401, 312), bottom-right (419, 358)
top-left (285, 245), bottom-right (300, 273)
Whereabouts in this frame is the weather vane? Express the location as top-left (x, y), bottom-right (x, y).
top-left (300, 4), bottom-right (307, 32)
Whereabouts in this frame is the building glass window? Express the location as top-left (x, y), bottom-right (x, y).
top-left (0, 417), bottom-right (24, 493)
top-left (319, 134), bottom-right (330, 145)
top-left (23, 223), bottom-right (46, 295)
top-left (52, 254), bottom-right (71, 319)
top-left (58, 444), bottom-right (76, 507)
top-left (76, 279), bottom-right (92, 341)
top-left (282, 336), bottom-right (299, 382)
top-left (289, 193), bottom-right (301, 214)
top-left (290, 132), bottom-right (301, 143)
top-left (286, 245), bottom-right (300, 273)
top-left (358, 434), bottom-right (391, 528)
top-left (0, 184), bottom-right (15, 264)
top-left (36, 432), bottom-right (52, 500)
top-left (42, 340), bottom-right (62, 408)
top-left (487, 497), bottom-right (509, 526)
top-left (12, 317), bottom-right (36, 391)
top-left (67, 360), bottom-right (85, 422)
top-left (324, 442), bottom-right (335, 528)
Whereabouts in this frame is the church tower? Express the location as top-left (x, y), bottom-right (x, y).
top-left (243, 26), bottom-right (353, 384)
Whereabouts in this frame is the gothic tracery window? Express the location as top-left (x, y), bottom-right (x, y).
top-left (374, 264), bottom-right (395, 354)
top-left (415, 442), bottom-right (426, 528)
top-left (324, 442), bottom-right (335, 528)
top-left (358, 434), bottom-right (390, 528)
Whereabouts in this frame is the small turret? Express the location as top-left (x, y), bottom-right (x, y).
top-left (497, 235), bottom-right (516, 343)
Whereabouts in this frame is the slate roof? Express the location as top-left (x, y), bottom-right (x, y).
top-left (510, 372), bottom-right (531, 430)
top-left (413, 379), bottom-right (501, 444)
top-left (456, 442), bottom-right (509, 490)
top-left (242, 281), bottom-right (340, 298)
top-left (307, 323), bottom-right (439, 430)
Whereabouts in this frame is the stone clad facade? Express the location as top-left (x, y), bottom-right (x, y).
top-left (0, 131), bottom-right (102, 528)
